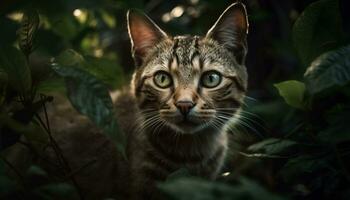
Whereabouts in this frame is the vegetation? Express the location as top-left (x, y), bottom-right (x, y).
top-left (0, 0), bottom-right (349, 199)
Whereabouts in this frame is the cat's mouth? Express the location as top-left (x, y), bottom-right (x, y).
top-left (164, 115), bottom-right (213, 134)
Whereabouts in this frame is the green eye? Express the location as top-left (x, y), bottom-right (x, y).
top-left (201, 71), bottom-right (222, 88)
top-left (154, 71), bottom-right (172, 88)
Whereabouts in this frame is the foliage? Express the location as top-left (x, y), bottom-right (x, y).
top-left (274, 80), bottom-right (306, 109)
top-left (0, 0), bottom-right (350, 200)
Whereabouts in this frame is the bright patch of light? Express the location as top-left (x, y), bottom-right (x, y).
top-left (7, 12), bottom-right (23, 22)
top-left (222, 172), bottom-right (230, 177)
top-left (73, 9), bottom-right (88, 24)
top-left (171, 6), bottom-right (184, 18)
top-left (94, 49), bottom-right (104, 58)
top-left (162, 13), bottom-right (171, 23)
top-left (73, 9), bottom-right (82, 17)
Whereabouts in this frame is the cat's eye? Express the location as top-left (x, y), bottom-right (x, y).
top-left (201, 71), bottom-right (222, 88)
top-left (153, 71), bottom-right (172, 88)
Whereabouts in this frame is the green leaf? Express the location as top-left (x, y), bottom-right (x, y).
top-left (100, 11), bottom-right (116, 28)
top-left (18, 9), bottom-right (40, 56)
top-left (158, 177), bottom-right (286, 200)
top-left (55, 49), bottom-right (84, 67)
top-left (36, 78), bottom-right (66, 94)
top-left (274, 80), bottom-right (306, 109)
top-left (47, 14), bottom-right (81, 40)
top-left (166, 168), bottom-right (191, 181)
top-left (0, 46), bottom-right (32, 94)
top-left (52, 64), bottom-right (125, 153)
top-left (53, 65), bottom-right (113, 127)
top-left (36, 182), bottom-right (77, 199)
top-left (304, 45), bottom-right (350, 95)
top-left (293, 0), bottom-right (345, 66)
top-left (248, 138), bottom-right (298, 155)
top-left (27, 165), bottom-right (48, 177)
top-left (54, 49), bottom-right (125, 88)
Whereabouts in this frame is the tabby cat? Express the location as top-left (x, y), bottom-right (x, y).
top-left (120, 1), bottom-right (249, 199)
top-left (5, 2), bottom-right (249, 200)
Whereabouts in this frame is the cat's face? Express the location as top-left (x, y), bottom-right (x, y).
top-left (127, 3), bottom-right (248, 134)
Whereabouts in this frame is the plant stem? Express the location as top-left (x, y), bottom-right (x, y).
top-left (0, 154), bottom-right (24, 181)
top-left (35, 96), bottom-right (85, 200)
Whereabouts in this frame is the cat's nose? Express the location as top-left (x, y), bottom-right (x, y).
top-left (175, 100), bottom-right (195, 116)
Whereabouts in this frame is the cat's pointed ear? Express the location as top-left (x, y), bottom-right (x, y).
top-left (127, 9), bottom-right (168, 66)
top-left (206, 2), bottom-right (249, 64)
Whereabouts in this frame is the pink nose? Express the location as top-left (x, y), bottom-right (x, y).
top-left (175, 101), bottom-right (195, 116)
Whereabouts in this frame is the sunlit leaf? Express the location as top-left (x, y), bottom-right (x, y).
top-left (293, 0), bottom-right (345, 66)
top-left (274, 80), bottom-right (306, 109)
top-left (100, 11), bottom-right (116, 28)
top-left (304, 45), bottom-right (350, 95)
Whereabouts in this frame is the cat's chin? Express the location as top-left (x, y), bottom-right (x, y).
top-left (166, 120), bottom-right (213, 134)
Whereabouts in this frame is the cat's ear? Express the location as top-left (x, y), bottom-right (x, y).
top-left (127, 9), bottom-right (168, 66)
top-left (206, 2), bottom-right (249, 64)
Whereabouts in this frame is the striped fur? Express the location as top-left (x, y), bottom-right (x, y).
top-left (123, 2), bottom-right (249, 199)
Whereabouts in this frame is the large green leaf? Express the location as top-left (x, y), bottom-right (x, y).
top-left (159, 177), bottom-right (286, 200)
top-left (52, 64), bottom-right (125, 152)
top-left (54, 49), bottom-right (125, 88)
top-left (52, 64), bottom-right (113, 126)
top-left (0, 46), bottom-right (32, 94)
top-left (248, 138), bottom-right (298, 155)
top-left (274, 80), bottom-right (306, 109)
top-left (293, 0), bottom-right (345, 66)
top-left (304, 45), bottom-right (350, 95)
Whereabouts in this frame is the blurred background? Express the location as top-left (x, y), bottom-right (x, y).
top-left (0, 0), bottom-right (333, 89)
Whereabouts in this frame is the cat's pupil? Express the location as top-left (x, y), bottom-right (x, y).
top-left (161, 75), bottom-right (165, 83)
top-left (209, 75), bottom-right (214, 82)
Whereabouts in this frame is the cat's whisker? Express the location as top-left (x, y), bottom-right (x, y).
top-left (215, 116), bottom-right (242, 136)
top-left (216, 109), bottom-right (266, 130)
top-left (230, 115), bottom-right (263, 138)
top-left (135, 114), bottom-right (160, 136)
top-left (244, 96), bottom-right (258, 102)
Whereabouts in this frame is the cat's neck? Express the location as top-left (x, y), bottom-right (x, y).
top-left (145, 125), bottom-right (227, 163)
